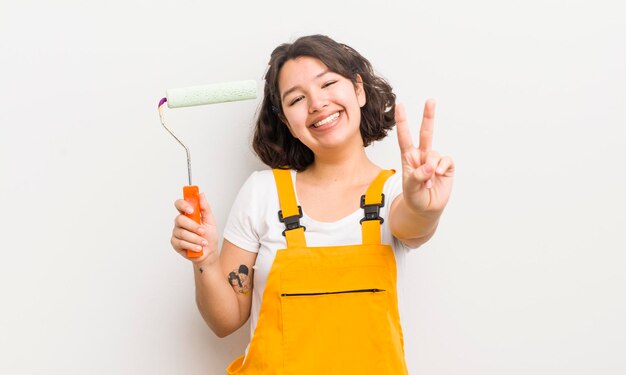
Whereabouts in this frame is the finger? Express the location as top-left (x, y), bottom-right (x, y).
top-left (419, 99), bottom-right (436, 153)
top-left (175, 199), bottom-right (194, 215)
top-left (395, 103), bottom-right (414, 153)
top-left (173, 227), bottom-right (208, 248)
top-left (424, 150), bottom-right (441, 172)
top-left (172, 237), bottom-right (205, 254)
top-left (175, 214), bottom-right (205, 236)
top-left (422, 150), bottom-right (440, 188)
top-left (436, 156), bottom-right (455, 176)
top-left (409, 163), bottom-right (436, 185)
top-left (424, 150), bottom-right (441, 189)
top-left (199, 193), bottom-right (217, 226)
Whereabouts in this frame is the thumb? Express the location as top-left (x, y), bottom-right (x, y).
top-left (410, 164), bottom-right (435, 186)
top-left (199, 193), bottom-right (217, 226)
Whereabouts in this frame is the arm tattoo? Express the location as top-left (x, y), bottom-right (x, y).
top-left (227, 264), bottom-right (251, 295)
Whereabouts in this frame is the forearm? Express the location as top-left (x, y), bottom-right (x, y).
top-left (390, 194), bottom-right (441, 248)
top-left (192, 261), bottom-right (242, 338)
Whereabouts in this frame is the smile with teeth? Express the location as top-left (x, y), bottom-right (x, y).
top-left (312, 112), bottom-right (340, 128)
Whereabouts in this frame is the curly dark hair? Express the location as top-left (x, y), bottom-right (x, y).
top-left (252, 34), bottom-right (396, 171)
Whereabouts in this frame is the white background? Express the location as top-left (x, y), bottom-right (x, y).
top-left (1, 0), bottom-right (625, 374)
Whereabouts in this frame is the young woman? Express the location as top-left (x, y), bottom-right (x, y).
top-left (170, 35), bottom-right (454, 374)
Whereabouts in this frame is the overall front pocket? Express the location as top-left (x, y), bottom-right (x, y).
top-left (280, 288), bottom-right (395, 375)
top-left (281, 288), bottom-right (385, 297)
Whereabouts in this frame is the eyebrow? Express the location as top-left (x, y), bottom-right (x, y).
top-left (281, 69), bottom-right (332, 102)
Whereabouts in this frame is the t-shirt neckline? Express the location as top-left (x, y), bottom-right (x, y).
top-left (290, 169), bottom-right (363, 227)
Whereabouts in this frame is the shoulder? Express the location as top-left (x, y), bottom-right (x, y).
top-left (382, 170), bottom-right (403, 200)
top-left (380, 170), bottom-right (416, 251)
top-left (238, 169), bottom-right (277, 196)
top-left (380, 170), bottom-right (403, 227)
top-left (231, 169), bottom-right (283, 216)
top-left (224, 169), bottom-right (282, 249)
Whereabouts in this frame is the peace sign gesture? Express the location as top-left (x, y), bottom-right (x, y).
top-left (395, 100), bottom-right (454, 214)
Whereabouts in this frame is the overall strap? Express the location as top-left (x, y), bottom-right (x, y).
top-left (361, 169), bottom-right (396, 245)
top-left (272, 169), bottom-right (307, 248)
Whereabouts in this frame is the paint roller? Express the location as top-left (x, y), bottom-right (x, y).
top-left (158, 80), bottom-right (257, 258)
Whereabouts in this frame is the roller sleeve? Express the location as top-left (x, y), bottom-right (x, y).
top-left (166, 80), bottom-right (257, 108)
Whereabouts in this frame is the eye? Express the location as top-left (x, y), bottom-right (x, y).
top-left (289, 95), bottom-right (304, 106)
top-left (322, 80), bottom-right (337, 88)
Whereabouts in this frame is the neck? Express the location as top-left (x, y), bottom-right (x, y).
top-left (304, 145), bottom-right (379, 185)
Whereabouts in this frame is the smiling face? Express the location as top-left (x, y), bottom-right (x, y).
top-left (278, 56), bottom-right (367, 154)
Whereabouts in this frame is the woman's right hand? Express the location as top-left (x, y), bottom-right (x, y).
top-left (171, 193), bottom-right (219, 266)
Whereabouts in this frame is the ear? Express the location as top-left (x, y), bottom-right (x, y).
top-left (355, 74), bottom-right (367, 108)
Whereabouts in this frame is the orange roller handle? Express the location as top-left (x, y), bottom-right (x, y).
top-left (183, 185), bottom-right (203, 258)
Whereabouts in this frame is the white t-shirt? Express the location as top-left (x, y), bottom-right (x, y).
top-left (223, 169), bottom-right (412, 351)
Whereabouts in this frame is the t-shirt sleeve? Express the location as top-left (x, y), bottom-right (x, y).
top-left (223, 172), bottom-right (261, 253)
top-left (385, 171), bottom-right (404, 211)
top-left (384, 172), bottom-right (419, 252)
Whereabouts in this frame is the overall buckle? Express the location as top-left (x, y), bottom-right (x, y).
top-left (360, 194), bottom-right (385, 224)
top-left (278, 206), bottom-right (306, 236)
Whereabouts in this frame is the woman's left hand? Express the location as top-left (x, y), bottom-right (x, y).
top-left (395, 100), bottom-right (455, 215)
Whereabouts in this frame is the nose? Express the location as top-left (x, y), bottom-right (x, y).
top-left (308, 90), bottom-right (329, 113)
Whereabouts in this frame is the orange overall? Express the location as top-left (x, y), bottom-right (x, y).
top-left (227, 169), bottom-right (408, 375)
